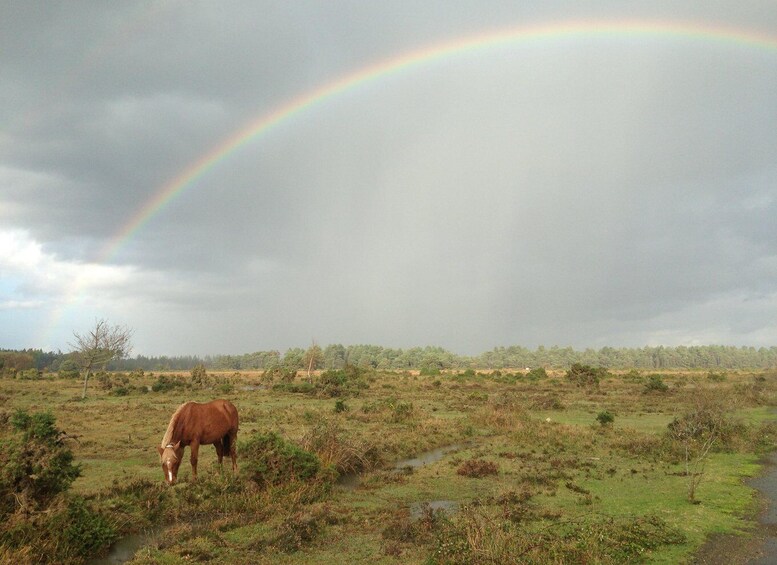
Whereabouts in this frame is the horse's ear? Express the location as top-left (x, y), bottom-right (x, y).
top-left (173, 441), bottom-right (181, 450)
top-left (156, 446), bottom-right (164, 457)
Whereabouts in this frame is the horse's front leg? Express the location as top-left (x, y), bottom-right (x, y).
top-left (190, 440), bottom-right (200, 482)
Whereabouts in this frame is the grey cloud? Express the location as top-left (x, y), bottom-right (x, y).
top-left (1, 1), bottom-right (776, 354)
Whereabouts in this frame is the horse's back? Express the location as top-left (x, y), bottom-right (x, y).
top-left (181, 399), bottom-right (238, 444)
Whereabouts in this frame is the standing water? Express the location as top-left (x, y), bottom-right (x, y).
top-left (747, 452), bottom-right (777, 564)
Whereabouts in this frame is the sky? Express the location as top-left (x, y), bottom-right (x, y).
top-left (1, 1), bottom-right (776, 356)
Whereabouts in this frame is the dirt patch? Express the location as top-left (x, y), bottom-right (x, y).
top-left (692, 531), bottom-right (764, 564)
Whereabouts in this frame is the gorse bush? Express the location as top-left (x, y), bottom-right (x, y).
top-left (566, 363), bottom-right (608, 388)
top-left (644, 374), bottom-right (669, 393)
top-left (315, 365), bottom-right (369, 398)
top-left (0, 411), bottom-right (116, 564)
top-left (151, 374), bottom-right (187, 392)
top-left (51, 496), bottom-right (117, 561)
top-left (241, 431), bottom-right (323, 488)
top-left (526, 367), bottom-right (548, 380)
top-left (596, 411), bottom-right (615, 426)
top-left (57, 359), bottom-right (80, 379)
top-left (1, 410), bottom-right (81, 515)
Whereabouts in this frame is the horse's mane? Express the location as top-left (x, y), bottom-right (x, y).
top-left (161, 402), bottom-right (188, 447)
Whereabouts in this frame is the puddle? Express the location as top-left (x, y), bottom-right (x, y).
top-left (337, 443), bottom-right (465, 490)
top-left (410, 500), bottom-right (459, 519)
top-left (393, 444), bottom-right (464, 470)
top-left (746, 452), bottom-right (777, 564)
top-left (88, 532), bottom-right (155, 565)
top-left (336, 472), bottom-right (361, 489)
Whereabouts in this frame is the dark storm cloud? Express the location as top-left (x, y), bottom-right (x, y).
top-left (1, 1), bottom-right (776, 354)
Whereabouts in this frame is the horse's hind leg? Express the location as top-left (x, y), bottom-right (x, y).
top-left (229, 430), bottom-right (238, 473)
top-left (215, 441), bottom-right (225, 471)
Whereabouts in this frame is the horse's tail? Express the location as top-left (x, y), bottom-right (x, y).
top-left (223, 432), bottom-right (231, 454)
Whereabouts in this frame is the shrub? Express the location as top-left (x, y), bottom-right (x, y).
top-left (272, 381), bottom-right (315, 394)
top-left (526, 367), bottom-right (548, 380)
top-left (596, 411), bottom-right (615, 426)
top-left (190, 363), bottom-right (207, 385)
top-left (390, 400), bottom-right (414, 422)
top-left (644, 374), bottom-right (669, 393)
top-left (51, 496), bottom-right (117, 560)
top-left (301, 417), bottom-right (380, 474)
top-left (151, 374), bottom-right (187, 392)
top-left (57, 359), bottom-right (80, 379)
top-left (623, 369), bottom-right (642, 382)
top-left (334, 399), bottom-right (348, 413)
top-left (566, 363), bottom-right (607, 388)
top-left (240, 431), bottom-right (323, 488)
top-left (263, 366), bottom-right (298, 382)
top-left (316, 366), bottom-right (368, 398)
top-left (0, 410), bottom-right (81, 515)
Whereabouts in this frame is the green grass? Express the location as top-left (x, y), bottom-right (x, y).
top-left (0, 369), bottom-right (775, 563)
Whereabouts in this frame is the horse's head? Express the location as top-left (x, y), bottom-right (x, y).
top-left (156, 441), bottom-right (182, 485)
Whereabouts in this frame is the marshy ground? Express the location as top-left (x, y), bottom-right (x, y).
top-left (1, 367), bottom-right (776, 563)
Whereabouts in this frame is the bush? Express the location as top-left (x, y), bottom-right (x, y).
top-left (51, 496), bottom-right (117, 560)
top-left (190, 363), bottom-right (207, 385)
top-left (315, 365), bottom-right (368, 398)
top-left (566, 363), bottom-right (607, 388)
top-left (643, 374), bottom-right (669, 393)
top-left (334, 399), bottom-right (348, 413)
top-left (57, 359), bottom-right (80, 379)
top-left (272, 382), bottom-right (315, 394)
top-left (17, 368), bottom-right (42, 380)
top-left (151, 374), bottom-right (187, 393)
top-left (1, 410), bottom-right (81, 515)
top-left (526, 367), bottom-right (548, 380)
top-left (596, 411), bottom-right (615, 426)
top-left (390, 400), bottom-right (414, 423)
top-left (301, 418), bottom-right (379, 475)
top-left (240, 431), bottom-right (323, 488)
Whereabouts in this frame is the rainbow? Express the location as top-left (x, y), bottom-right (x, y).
top-left (98, 18), bottom-right (777, 263)
top-left (42, 18), bottom-right (777, 347)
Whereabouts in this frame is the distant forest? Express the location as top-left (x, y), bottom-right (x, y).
top-left (2, 344), bottom-right (777, 373)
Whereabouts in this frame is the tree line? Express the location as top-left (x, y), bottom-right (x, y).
top-left (3, 344), bottom-right (777, 373)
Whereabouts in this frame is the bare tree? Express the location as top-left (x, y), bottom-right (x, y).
top-left (303, 341), bottom-right (324, 382)
top-left (70, 319), bottom-right (133, 398)
top-left (667, 387), bottom-right (729, 503)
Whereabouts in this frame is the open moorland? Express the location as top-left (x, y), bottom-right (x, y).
top-left (1, 366), bottom-right (776, 564)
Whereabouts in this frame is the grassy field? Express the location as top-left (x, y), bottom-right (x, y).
top-left (1, 367), bottom-right (776, 564)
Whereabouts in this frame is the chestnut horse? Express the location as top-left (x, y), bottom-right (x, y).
top-left (157, 399), bottom-right (238, 485)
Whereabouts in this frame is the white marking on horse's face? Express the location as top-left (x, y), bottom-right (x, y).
top-left (161, 452), bottom-right (179, 485)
